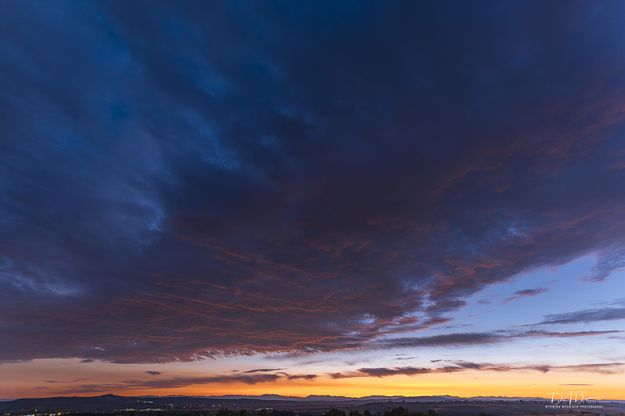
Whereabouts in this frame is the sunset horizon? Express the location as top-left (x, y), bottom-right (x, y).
top-left (1, 0), bottom-right (625, 410)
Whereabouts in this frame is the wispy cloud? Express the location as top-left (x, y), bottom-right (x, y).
top-left (285, 374), bottom-right (317, 380)
top-left (586, 246), bottom-right (625, 282)
top-left (62, 372), bottom-right (316, 394)
top-left (538, 307), bottom-right (625, 325)
top-left (331, 362), bottom-right (625, 379)
top-left (372, 330), bottom-right (619, 350)
top-left (503, 287), bottom-right (549, 303)
top-left (242, 368), bottom-right (284, 374)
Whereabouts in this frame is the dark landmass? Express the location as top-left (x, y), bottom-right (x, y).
top-left (1, 395), bottom-right (623, 416)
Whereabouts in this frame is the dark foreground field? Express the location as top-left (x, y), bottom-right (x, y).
top-left (2, 396), bottom-right (624, 416)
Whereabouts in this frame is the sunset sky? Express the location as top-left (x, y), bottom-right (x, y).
top-left (2, 0), bottom-right (625, 400)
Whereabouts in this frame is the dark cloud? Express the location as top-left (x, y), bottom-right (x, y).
top-left (375, 333), bottom-right (504, 349)
top-left (136, 373), bottom-right (282, 388)
top-left (62, 373), bottom-right (282, 394)
top-left (503, 287), bottom-right (549, 303)
top-left (332, 362), bottom-right (625, 379)
top-left (359, 367), bottom-right (445, 377)
top-left (538, 307), bottom-right (625, 325)
top-left (374, 330), bottom-right (619, 350)
top-left (61, 372), bottom-right (320, 394)
top-left (285, 374), bottom-right (317, 381)
top-left (2, 0), bottom-right (625, 363)
top-left (243, 368), bottom-right (284, 374)
top-left (145, 371), bottom-right (161, 376)
top-left (585, 247), bottom-right (625, 282)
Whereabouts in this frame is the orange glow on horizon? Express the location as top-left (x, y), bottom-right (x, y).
top-left (3, 366), bottom-right (623, 400)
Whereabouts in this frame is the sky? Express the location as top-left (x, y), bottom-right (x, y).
top-left (1, 0), bottom-right (625, 400)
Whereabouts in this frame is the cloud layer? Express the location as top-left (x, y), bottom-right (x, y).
top-left (332, 362), bottom-right (625, 379)
top-left (539, 307), bottom-right (625, 325)
top-left (54, 360), bottom-right (624, 394)
top-left (2, 1), bottom-right (625, 363)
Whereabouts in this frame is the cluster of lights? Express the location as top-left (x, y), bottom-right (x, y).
top-left (6, 412), bottom-right (65, 416)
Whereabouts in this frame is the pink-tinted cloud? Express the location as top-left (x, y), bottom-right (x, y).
top-left (2, 1), bottom-right (625, 366)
